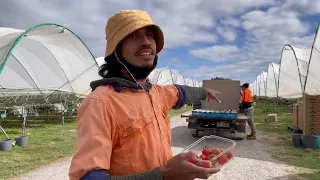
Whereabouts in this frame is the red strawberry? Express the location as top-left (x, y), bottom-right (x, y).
top-left (212, 148), bottom-right (221, 155)
top-left (188, 157), bottom-right (198, 165)
top-left (200, 160), bottom-right (212, 168)
top-left (202, 146), bottom-right (212, 156)
top-left (200, 154), bottom-right (207, 160)
top-left (206, 154), bottom-right (217, 160)
top-left (217, 154), bottom-right (228, 165)
top-left (226, 152), bottom-right (233, 159)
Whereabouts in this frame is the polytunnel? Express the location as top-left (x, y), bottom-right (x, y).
top-left (259, 71), bottom-right (267, 97)
top-left (171, 69), bottom-right (186, 85)
top-left (185, 78), bottom-right (195, 86)
top-left (255, 76), bottom-right (260, 96)
top-left (148, 68), bottom-right (161, 84)
top-left (249, 82), bottom-right (255, 96)
top-left (266, 63), bottom-right (280, 97)
top-left (251, 80), bottom-right (255, 96)
top-left (151, 67), bottom-right (174, 85)
top-left (305, 24), bottom-right (320, 95)
top-left (95, 56), bottom-right (105, 67)
top-left (195, 80), bottom-right (201, 87)
top-left (255, 74), bottom-right (261, 96)
top-left (278, 45), bottom-right (311, 98)
top-left (251, 79), bottom-right (257, 96)
top-left (0, 24), bottom-right (101, 100)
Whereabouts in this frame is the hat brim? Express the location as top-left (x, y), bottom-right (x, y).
top-left (105, 21), bottom-right (164, 57)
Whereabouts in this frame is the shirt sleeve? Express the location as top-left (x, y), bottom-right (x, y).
top-left (161, 84), bottom-right (187, 113)
top-left (69, 97), bottom-right (117, 180)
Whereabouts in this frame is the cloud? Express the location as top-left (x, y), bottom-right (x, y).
top-left (184, 60), bottom-right (266, 82)
top-left (0, 0), bottom-right (280, 57)
top-left (189, 45), bottom-right (241, 62)
top-left (186, 0), bottom-right (318, 82)
top-left (0, 0), bottom-right (319, 84)
top-left (239, 3), bottom-right (316, 65)
top-left (217, 26), bottom-right (237, 42)
top-left (279, 0), bottom-right (320, 15)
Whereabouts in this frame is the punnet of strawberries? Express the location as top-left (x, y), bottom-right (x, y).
top-left (188, 145), bottom-right (233, 168)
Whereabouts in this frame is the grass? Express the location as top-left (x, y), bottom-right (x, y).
top-left (254, 102), bottom-right (320, 179)
top-left (168, 105), bottom-right (192, 117)
top-left (0, 106), bottom-right (192, 179)
top-left (0, 119), bottom-right (76, 179)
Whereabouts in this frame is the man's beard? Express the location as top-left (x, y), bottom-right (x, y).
top-left (114, 53), bottom-right (158, 80)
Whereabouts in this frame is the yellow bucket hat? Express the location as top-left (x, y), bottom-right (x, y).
top-left (105, 10), bottom-right (164, 57)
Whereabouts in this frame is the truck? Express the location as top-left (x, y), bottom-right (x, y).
top-left (181, 80), bottom-right (249, 140)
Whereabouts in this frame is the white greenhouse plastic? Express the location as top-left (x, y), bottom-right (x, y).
top-left (266, 63), bottom-right (280, 97)
top-left (305, 24), bottom-right (320, 95)
top-left (278, 45), bottom-right (311, 98)
top-left (0, 24), bottom-right (101, 98)
top-left (260, 71), bottom-right (267, 97)
top-left (95, 56), bottom-right (105, 67)
top-left (251, 23), bottom-right (320, 98)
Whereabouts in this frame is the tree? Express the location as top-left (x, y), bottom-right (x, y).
top-left (211, 77), bottom-right (232, 80)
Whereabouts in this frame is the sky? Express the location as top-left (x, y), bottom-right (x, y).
top-left (0, 0), bottom-right (320, 84)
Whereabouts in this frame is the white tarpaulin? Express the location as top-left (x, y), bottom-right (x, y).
top-left (277, 45), bottom-right (311, 98)
top-left (305, 24), bottom-right (320, 95)
top-left (266, 63), bottom-right (280, 97)
top-left (251, 24), bottom-right (319, 98)
top-left (0, 24), bottom-right (101, 97)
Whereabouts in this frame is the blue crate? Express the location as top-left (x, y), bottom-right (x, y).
top-left (192, 110), bottom-right (238, 119)
top-left (316, 136), bottom-right (320, 148)
top-left (1, 113), bottom-right (6, 119)
top-left (191, 110), bottom-right (201, 117)
top-left (219, 113), bottom-right (238, 119)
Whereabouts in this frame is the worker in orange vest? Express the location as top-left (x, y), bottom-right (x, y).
top-left (239, 83), bottom-right (256, 140)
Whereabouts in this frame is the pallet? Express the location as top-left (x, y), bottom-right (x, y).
top-left (288, 125), bottom-right (303, 134)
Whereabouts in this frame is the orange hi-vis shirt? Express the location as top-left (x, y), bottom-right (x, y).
top-left (240, 88), bottom-right (253, 103)
top-left (69, 84), bottom-right (181, 179)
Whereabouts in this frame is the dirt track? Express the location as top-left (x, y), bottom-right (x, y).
top-left (12, 113), bottom-right (301, 180)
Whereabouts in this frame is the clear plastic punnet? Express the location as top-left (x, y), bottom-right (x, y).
top-left (182, 135), bottom-right (236, 169)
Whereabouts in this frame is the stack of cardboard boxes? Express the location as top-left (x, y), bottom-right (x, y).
top-left (292, 103), bottom-right (299, 128)
top-left (302, 94), bottom-right (320, 136)
top-left (293, 94), bottom-right (320, 135)
top-left (298, 100), bottom-right (304, 131)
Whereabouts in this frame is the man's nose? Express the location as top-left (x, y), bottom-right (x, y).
top-left (140, 35), bottom-right (151, 47)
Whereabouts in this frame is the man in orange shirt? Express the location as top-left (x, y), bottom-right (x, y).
top-left (239, 83), bottom-right (256, 140)
top-left (69, 10), bottom-right (222, 180)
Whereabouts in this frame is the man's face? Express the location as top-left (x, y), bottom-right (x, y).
top-left (119, 26), bottom-right (156, 68)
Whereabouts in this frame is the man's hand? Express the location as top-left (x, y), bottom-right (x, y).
top-left (204, 88), bottom-right (222, 104)
top-left (160, 151), bottom-right (220, 180)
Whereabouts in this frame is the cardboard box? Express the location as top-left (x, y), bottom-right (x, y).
top-left (292, 104), bottom-right (298, 127)
top-left (297, 101), bottom-right (304, 130)
top-left (303, 93), bottom-right (320, 135)
top-left (201, 80), bottom-right (241, 110)
top-left (266, 114), bottom-right (278, 122)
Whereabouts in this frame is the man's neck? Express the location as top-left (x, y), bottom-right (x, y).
top-left (121, 69), bottom-right (147, 86)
